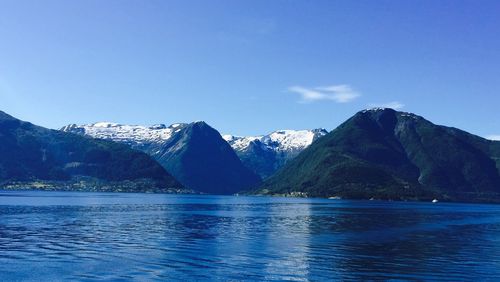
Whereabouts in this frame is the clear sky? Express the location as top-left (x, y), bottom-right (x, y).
top-left (1, 0), bottom-right (499, 138)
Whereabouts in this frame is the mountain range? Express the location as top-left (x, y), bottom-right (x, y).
top-left (255, 108), bottom-right (500, 202)
top-left (3, 108), bottom-right (499, 202)
top-left (62, 121), bottom-right (262, 194)
top-left (0, 111), bottom-right (183, 192)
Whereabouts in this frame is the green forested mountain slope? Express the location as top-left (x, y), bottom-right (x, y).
top-left (256, 108), bottom-right (500, 202)
top-left (0, 111), bottom-right (183, 192)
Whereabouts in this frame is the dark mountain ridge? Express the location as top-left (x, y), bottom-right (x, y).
top-left (152, 121), bottom-right (262, 194)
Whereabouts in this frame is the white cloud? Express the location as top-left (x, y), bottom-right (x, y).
top-left (486, 135), bottom-right (500, 141)
top-left (368, 101), bottom-right (405, 110)
top-left (289, 84), bottom-right (360, 103)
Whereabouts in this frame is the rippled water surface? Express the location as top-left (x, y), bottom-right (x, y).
top-left (1, 191), bottom-right (500, 281)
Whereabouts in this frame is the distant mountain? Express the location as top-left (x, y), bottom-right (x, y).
top-left (223, 129), bottom-right (328, 178)
top-left (0, 111), bottom-right (183, 192)
top-left (254, 108), bottom-right (500, 203)
top-left (62, 121), bottom-right (261, 194)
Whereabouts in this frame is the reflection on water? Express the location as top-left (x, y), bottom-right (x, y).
top-left (1, 191), bottom-right (500, 281)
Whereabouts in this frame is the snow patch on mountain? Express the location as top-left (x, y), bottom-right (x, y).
top-left (61, 122), bottom-right (188, 145)
top-left (223, 129), bottom-right (328, 154)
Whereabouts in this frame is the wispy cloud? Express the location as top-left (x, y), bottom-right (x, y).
top-left (368, 101), bottom-right (405, 110)
top-left (486, 135), bottom-right (500, 141)
top-left (289, 84), bottom-right (360, 103)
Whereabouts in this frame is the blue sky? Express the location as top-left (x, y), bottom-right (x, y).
top-left (1, 0), bottom-right (499, 137)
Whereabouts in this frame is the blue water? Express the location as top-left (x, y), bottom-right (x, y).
top-left (1, 191), bottom-right (500, 281)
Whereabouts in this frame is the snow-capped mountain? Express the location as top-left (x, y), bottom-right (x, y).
top-left (61, 122), bottom-right (327, 185)
top-left (61, 121), bottom-right (261, 194)
top-left (223, 129), bottom-right (328, 178)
